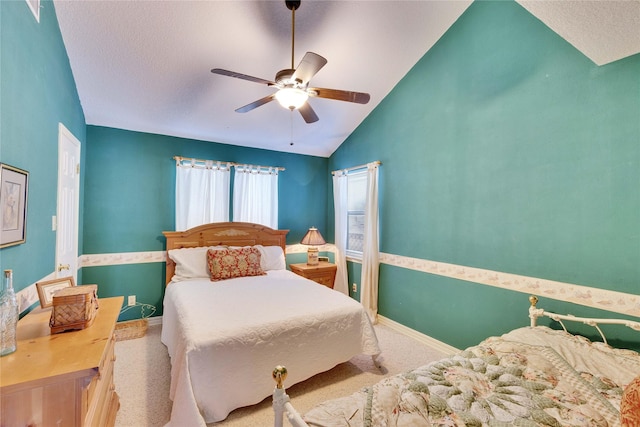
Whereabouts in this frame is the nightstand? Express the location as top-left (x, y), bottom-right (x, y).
top-left (290, 261), bottom-right (337, 289)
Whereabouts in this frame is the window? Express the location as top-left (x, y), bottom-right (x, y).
top-left (332, 161), bottom-right (380, 299)
top-left (346, 170), bottom-right (367, 256)
top-left (175, 160), bottom-right (230, 231)
top-left (232, 166), bottom-right (279, 229)
top-left (174, 158), bottom-right (280, 231)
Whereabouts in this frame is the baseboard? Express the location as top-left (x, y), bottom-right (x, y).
top-left (147, 316), bottom-right (163, 327)
top-left (377, 315), bottom-right (460, 355)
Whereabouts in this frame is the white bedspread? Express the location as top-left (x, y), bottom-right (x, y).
top-left (161, 270), bottom-right (380, 426)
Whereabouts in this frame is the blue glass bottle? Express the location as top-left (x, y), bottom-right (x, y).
top-left (1, 269), bottom-right (18, 356)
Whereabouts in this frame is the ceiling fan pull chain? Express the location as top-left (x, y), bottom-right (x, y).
top-left (290, 111), bottom-right (294, 146)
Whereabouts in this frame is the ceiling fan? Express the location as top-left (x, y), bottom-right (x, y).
top-left (211, 0), bottom-right (370, 124)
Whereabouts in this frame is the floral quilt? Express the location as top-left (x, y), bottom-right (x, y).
top-left (304, 327), bottom-right (640, 427)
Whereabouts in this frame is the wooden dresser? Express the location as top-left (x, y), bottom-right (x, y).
top-left (0, 296), bottom-right (123, 426)
top-left (290, 262), bottom-right (337, 288)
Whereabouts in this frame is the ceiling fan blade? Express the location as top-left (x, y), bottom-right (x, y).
top-left (211, 68), bottom-right (275, 86)
top-left (291, 52), bottom-right (327, 85)
top-left (298, 102), bottom-right (319, 123)
top-left (309, 87), bottom-right (370, 104)
top-left (235, 94), bottom-right (276, 113)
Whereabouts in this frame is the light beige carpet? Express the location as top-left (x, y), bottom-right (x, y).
top-left (114, 323), bottom-right (448, 426)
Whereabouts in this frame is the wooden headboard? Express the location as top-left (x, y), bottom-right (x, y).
top-left (163, 222), bottom-right (289, 285)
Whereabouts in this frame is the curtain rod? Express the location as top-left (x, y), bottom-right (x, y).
top-left (173, 156), bottom-right (285, 171)
top-left (331, 160), bottom-right (381, 175)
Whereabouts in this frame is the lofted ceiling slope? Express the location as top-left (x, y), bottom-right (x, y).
top-left (53, 1), bottom-right (640, 158)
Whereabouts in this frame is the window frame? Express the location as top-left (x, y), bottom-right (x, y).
top-left (345, 169), bottom-right (367, 260)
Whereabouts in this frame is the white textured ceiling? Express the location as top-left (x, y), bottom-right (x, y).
top-left (518, 0), bottom-right (640, 66)
top-left (53, 0), bottom-right (640, 158)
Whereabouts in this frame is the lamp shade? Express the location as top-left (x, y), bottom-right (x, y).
top-left (301, 227), bottom-right (325, 265)
top-left (300, 227), bottom-right (325, 246)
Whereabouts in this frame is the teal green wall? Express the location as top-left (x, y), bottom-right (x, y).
top-left (0, 0), bottom-right (85, 297)
top-left (82, 126), bottom-right (329, 319)
top-left (3, 0), bottom-right (638, 347)
top-left (331, 1), bottom-right (640, 349)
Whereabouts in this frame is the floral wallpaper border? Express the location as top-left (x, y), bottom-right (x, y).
top-left (379, 252), bottom-right (640, 318)
top-left (81, 251), bottom-right (166, 266)
top-left (80, 248), bottom-right (639, 317)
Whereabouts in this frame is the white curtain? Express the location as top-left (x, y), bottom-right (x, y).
top-left (361, 162), bottom-right (380, 323)
top-left (332, 170), bottom-right (349, 295)
top-left (233, 166), bottom-right (278, 229)
top-left (175, 160), bottom-right (230, 231)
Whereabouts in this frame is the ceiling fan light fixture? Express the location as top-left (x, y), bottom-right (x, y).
top-left (275, 87), bottom-right (308, 110)
top-left (210, 0), bottom-right (369, 123)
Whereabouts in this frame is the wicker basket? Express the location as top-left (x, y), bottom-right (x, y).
top-left (114, 318), bottom-right (148, 341)
top-left (50, 285), bottom-right (99, 334)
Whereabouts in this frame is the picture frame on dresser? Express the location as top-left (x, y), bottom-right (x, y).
top-left (36, 276), bottom-right (75, 308)
top-left (0, 163), bottom-right (29, 248)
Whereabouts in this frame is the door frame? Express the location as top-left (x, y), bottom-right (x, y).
top-left (56, 123), bottom-right (81, 283)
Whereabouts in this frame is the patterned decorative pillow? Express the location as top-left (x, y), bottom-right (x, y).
top-left (621, 376), bottom-right (640, 426)
top-left (207, 247), bottom-right (266, 281)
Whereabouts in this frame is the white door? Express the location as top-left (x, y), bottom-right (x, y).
top-left (56, 123), bottom-right (81, 283)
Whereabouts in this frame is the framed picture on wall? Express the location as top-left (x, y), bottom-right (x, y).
top-left (0, 163), bottom-right (29, 248)
top-left (36, 276), bottom-right (76, 308)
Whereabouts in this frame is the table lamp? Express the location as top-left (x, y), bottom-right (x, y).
top-left (300, 227), bottom-right (325, 265)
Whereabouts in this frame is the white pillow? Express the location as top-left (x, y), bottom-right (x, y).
top-left (168, 246), bottom-right (226, 281)
top-left (255, 245), bottom-right (286, 271)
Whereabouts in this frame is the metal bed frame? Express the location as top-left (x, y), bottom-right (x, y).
top-left (528, 295), bottom-right (640, 345)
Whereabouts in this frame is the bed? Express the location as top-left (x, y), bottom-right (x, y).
top-left (160, 222), bottom-right (380, 426)
top-left (273, 296), bottom-right (640, 427)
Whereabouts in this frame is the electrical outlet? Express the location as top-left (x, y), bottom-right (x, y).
top-left (352, 283), bottom-right (357, 292)
top-left (128, 295), bottom-right (136, 306)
